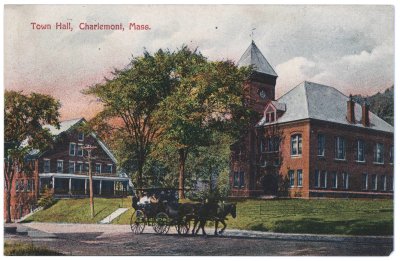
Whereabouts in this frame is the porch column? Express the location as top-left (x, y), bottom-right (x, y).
top-left (84, 179), bottom-right (87, 195)
top-left (99, 180), bottom-right (102, 195)
top-left (126, 181), bottom-right (129, 195)
top-left (52, 176), bottom-right (55, 192)
top-left (114, 181), bottom-right (116, 196)
top-left (69, 178), bottom-right (72, 194)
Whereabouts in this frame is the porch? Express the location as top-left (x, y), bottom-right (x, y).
top-left (39, 173), bottom-right (130, 197)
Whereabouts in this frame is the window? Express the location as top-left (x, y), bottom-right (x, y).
top-left (57, 160), bottom-right (63, 173)
top-left (297, 170), bottom-right (303, 187)
top-left (27, 179), bottom-right (32, 192)
top-left (317, 134), bottom-right (325, 157)
top-left (331, 172), bottom-right (338, 188)
top-left (291, 134), bottom-right (302, 156)
top-left (371, 174), bottom-right (378, 191)
top-left (15, 179), bottom-right (20, 192)
top-left (76, 162), bottom-right (83, 173)
top-left (334, 137), bottom-right (346, 160)
top-left (69, 161), bottom-right (75, 174)
top-left (362, 173), bottom-right (368, 190)
top-left (43, 159), bottom-right (50, 173)
top-left (389, 146), bottom-right (393, 164)
top-left (239, 172), bottom-right (245, 188)
top-left (95, 163), bottom-right (101, 173)
top-left (356, 139), bottom-right (365, 162)
top-left (342, 172), bottom-right (349, 189)
top-left (314, 169), bottom-right (320, 188)
top-left (69, 143), bottom-right (76, 156)
top-left (84, 163), bottom-right (89, 172)
top-left (321, 171), bottom-right (327, 188)
top-left (105, 164), bottom-right (113, 173)
top-left (78, 132), bottom-right (84, 141)
top-left (267, 136), bottom-right (280, 152)
top-left (30, 179), bottom-right (35, 191)
top-left (374, 143), bottom-right (384, 163)
top-left (233, 172), bottom-right (239, 188)
top-left (233, 172), bottom-right (244, 188)
top-left (77, 144), bottom-right (84, 157)
top-left (380, 175), bottom-right (387, 191)
top-left (264, 106), bottom-right (276, 123)
top-left (289, 170), bottom-right (295, 187)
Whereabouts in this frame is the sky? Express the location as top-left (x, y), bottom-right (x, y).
top-left (4, 5), bottom-right (394, 120)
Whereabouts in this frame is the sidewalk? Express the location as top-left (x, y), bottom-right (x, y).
top-left (16, 222), bottom-right (392, 243)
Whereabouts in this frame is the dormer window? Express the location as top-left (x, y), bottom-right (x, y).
top-left (264, 105), bottom-right (276, 123)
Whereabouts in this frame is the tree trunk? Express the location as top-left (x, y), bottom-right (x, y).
top-left (5, 191), bottom-right (12, 223)
top-left (178, 148), bottom-right (186, 199)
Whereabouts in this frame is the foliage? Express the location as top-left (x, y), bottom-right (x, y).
top-left (37, 188), bottom-right (56, 209)
top-left (353, 85), bottom-right (394, 125)
top-left (4, 242), bottom-right (63, 256)
top-left (84, 48), bottom-right (177, 189)
top-left (85, 46), bottom-right (251, 196)
top-left (4, 90), bottom-right (60, 222)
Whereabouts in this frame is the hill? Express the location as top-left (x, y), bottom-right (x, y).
top-left (353, 86), bottom-right (394, 126)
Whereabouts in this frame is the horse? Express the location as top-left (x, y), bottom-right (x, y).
top-left (192, 202), bottom-right (237, 236)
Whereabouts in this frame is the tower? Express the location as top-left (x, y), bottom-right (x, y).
top-left (230, 41), bottom-right (278, 197)
top-left (237, 40), bottom-right (278, 115)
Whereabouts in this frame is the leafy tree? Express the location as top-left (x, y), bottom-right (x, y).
top-left (84, 49), bottom-right (177, 189)
top-left (4, 91), bottom-right (60, 222)
top-left (156, 47), bottom-right (251, 198)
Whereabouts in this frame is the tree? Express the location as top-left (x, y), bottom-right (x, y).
top-left (4, 91), bottom-right (60, 222)
top-left (156, 47), bottom-right (251, 198)
top-left (84, 49), bottom-right (176, 189)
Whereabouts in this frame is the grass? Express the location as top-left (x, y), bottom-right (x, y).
top-left (115, 198), bottom-right (393, 236)
top-left (24, 197), bottom-right (393, 236)
top-left (24, 197), bottom-right (131, 223)
top-left (4, 241), bottom-right (62, 256)
top-left (225, 198), bottom-right (393, 236)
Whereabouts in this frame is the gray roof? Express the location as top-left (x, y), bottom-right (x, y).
top-left (237, 41), bottom-right (278, 77)
top-left (43, 118), bottom-right (84, 136)
top-left (43, 118), bottom-right (118, 164)
top-left (257, 81), bottom-right (394, 133)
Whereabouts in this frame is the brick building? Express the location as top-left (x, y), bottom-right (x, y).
top-left (230, 41), bottom-right (394, 198)
top-left (5, 118), bottom-right (130, 221)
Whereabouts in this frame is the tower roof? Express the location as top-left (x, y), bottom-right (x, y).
top-left (237, 41), bottom-right (278, 77)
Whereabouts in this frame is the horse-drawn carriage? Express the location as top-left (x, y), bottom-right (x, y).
top-left (130, 188), bottom-right (237, 236)
top-left (130, 188), bottom-right (192, 235)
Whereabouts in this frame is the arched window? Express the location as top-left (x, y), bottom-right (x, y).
top-left (291, 134), bottom-right (302, 156)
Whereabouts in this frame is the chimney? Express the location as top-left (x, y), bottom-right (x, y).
top-left (361, 99), bottom-right (370, 127)
top-left (346, 94), bottom-right (355, 124)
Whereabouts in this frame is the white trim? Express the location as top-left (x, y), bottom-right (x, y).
top-left (77, 143), bottom-right (84, 157)
top-left (90, 132), bottom-right (117, 163)
top-left (69, 142), bottom-right (76, 156)
top-left (39, 173), bottom-right (129, 182)
top-left (95, 163), bottom-right (102, 174)
top-left (57, 160), bottom-right (64, 173)
top-left (68, 161), bottom-right (76, 174)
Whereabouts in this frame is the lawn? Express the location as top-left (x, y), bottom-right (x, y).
top-left (24, 197), bottom-right (131, 223)
top-left (115, 198), bottom-right (393, 236)
top-left (24, 197), bottom-right (393, 236)
top-left (4, 241), bottom-right (62, 256)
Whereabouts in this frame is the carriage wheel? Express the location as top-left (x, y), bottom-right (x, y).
top-left (177, 216), bottom-right (190, 235)
top-left (153, 212), bottom-right (170, 234)
top-left (130, 209), bottom-right (146, 234)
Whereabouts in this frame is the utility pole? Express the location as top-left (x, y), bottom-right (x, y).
top-left (83, 145), bottom-right (97, 218)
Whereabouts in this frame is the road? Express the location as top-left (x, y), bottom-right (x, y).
top-left (5, 223), bottom-right (393, 256)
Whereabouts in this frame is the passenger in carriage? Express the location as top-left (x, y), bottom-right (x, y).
top-left (139, 192), bottom-right (150, 205)
top-left (150, 193), bottom-right (159, 204)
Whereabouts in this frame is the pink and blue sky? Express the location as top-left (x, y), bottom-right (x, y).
top-left (4, 5), bottom-right (394, 120)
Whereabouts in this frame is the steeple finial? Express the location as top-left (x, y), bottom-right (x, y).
top-left (250, 27), bottom-right (256, 41)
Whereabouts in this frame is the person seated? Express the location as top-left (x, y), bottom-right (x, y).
top-left (150, 193), bottom-right (158, 204)
top-left (139, 193), bottom-right (150, 205)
